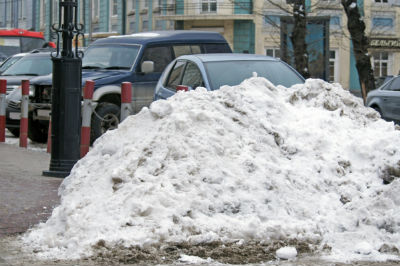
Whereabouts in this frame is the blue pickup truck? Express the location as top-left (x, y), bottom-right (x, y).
top-left (28, 30), bottom-right (232, 143)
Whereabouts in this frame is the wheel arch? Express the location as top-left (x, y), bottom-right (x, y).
top-left (93, 85), bottom-right (121, 106)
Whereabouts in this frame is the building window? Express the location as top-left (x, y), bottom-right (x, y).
top-left (202, 0), bottom-right (217, 13)
top-left (265, 48), bottom-right (280, 58)
top-left (142, 20), bottom-right (149, 31)
top-left (329, 50), bottom-right (339, 82)
top-left (264, 15), bottom-right (280, 27)
top-left (129, 20), bottom-right (136, 33)
top-left (18, 0), bottom-right (25, 19)
top-left (375, 0), bottom-right (388, 3)
top-left (330, 16), bottom-right (340, 31)
top-left (93, 0), bottom-right (100, 19)
top-left (372, 52), bottom-right (390, 77)
top-left (112, 0), bottom-right (118, 16)
top-left (52, 0), bottom-right (59, 23)
top-left (372, 17), bottom-right (394, 33)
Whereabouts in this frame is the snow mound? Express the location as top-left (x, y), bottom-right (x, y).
top-left (22, 78), bottom-right (400, 261)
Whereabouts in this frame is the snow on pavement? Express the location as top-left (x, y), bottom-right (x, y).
top-left (21, 78), bottom-right (400, 262)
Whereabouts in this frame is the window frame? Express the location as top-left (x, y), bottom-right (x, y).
top-left (372, 51), bottom-right (391, 78)
top-left (201, 0), bottom-right (217, 13)
top-left (165, 60), bottom-right (187, 91)
top-left (265, 47), bottom-right (280, 59)
top-left (181, 61), bottom-right (205, 90)
top-left (140, 45), bottom-right (174, 73)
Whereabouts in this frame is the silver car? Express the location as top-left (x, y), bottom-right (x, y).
top-left (366, 76), bottom-right (400, 122)
top-left (154, 53), bottom-right (305, 100)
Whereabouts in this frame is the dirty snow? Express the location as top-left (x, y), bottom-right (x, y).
top-left (22, 78), bottom-right (400, 262)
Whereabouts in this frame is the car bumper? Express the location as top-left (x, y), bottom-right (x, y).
top-left (6, 105), bottom-right (21, 129)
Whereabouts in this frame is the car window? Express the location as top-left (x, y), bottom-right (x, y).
top-left (83, 44), bottom-right (139, 70)
top-left (204, 60), bottom-right (304, 90)
top-left (141, 46), bottom-right (172, 72)
top-left (173, 45), bottom-right (201, 58)
top-left (203, 43), bottom-right (231, 53)
top-left (388, 77), bottom-right (400, 91)
top-left (2, 56), bottom-right (52, 76)
top-left (181, 62), bottom-right (204, 89)
top-left (165, 60), bottom-right (186, 91)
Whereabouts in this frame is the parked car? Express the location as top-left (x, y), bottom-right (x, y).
top-left (154, 53), bottom-right (305, 100)
top-left (0, 53), bottom-right (27, 75)
top-left (3, 51), bottom-right (53, 139)
top-left (366, 75), bottom-right (400, 123)
top-left (29, 30), bottom-right (232, 143)
top-left (375, 75), bottom-right (394, 89)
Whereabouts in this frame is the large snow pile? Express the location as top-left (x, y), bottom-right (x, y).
top-left (22, 78), bottom-right (400, 262)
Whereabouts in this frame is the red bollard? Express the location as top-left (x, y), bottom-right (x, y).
top-left (176, 85), bottom-right (188, 92)
top-left (19, 80), bottom-right (29, 148)
top-left (120, 82), bottom-right (132, 122)
top-left (0, 79), bottom-right (6, 142)
top-left (80, 80), bottom-right (94, 158)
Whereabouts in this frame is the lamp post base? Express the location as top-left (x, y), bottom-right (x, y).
top-left (42, 170), bottom-right (70, 178)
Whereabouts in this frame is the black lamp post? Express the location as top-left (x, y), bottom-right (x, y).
top-left (43, 0), bottom-right (84, 178)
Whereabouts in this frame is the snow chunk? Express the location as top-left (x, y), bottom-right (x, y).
top-left (178, 254), bottom-right (213, 264)
top-left (355, 242), bottom-right (373, 255)
top-left (276, 246), bottom-right (297, 260)
top-left (150, 100), bottom-right (173, 118)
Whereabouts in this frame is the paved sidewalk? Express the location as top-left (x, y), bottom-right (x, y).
top-left (0, 143), bottom-right (62, 237)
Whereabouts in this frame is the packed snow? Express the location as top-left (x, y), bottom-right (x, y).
top-left (22, 78), bottom-right (400, 262)
top-left (276, 246), bottom-right (297, 260)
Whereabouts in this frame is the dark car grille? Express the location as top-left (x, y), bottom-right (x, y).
top-left (8, 100), bottom-right (20, 109)
top-left (31, 85), bottom-right (52, 103)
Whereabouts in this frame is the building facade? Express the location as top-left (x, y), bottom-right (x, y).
top-left (2, 0), bottom-right (400, 94)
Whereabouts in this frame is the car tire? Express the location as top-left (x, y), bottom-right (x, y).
top-left (372, 106), bottom-right (383, 118)
top-left (7, 128), bottom-right (20, 137)
top-left (28, 115), bottom-right (48, 143)
top-left (91, 103), bottom-right (120, 144)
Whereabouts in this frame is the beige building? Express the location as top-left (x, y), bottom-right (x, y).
top-left (157, 0), bottom-right (400, 94)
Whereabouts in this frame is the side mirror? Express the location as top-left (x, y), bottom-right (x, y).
top-left (141, 61), bottom-right (154, 74)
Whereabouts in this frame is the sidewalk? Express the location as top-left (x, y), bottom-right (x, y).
top-left (0, 143), bottom-right (62, 237)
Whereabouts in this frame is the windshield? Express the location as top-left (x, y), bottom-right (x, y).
top-left (0, 37), bottom-right (20, 61)
top-left (82, 44), bottom-right (140, 70)
top-left (2, 55), bottom-right (52, 76)
top-left (0, 37), bottom-right (45, 61)
top-left (204, 60), bottom-right (304, 90)
top-left (0, 55), bottom-right (23, 73)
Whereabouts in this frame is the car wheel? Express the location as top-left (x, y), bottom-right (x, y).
top-left (28, 116), bottom-right (48, 143)
top-left (372, 106), bottom-right (383, 118)
top-left (7, 128), bottom-right (20, 137)
top-left (91, 103), bottom-right (120, 144)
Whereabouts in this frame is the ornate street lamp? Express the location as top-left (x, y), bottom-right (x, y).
top-left (43, 0), bottom-right (83, 177)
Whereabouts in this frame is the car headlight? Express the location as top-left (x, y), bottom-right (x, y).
top-left (29, 85), bottom-right (35, 97)
top-left (6, 85), bottom-right (19, 94)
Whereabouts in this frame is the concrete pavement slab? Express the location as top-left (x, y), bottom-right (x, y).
top-left (0, 143), bottom-right (62, 237)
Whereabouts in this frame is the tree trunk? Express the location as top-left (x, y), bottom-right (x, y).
top-left (290, 0), bottom-right (310, 79)
top-left (341, 0), bottom-right (375, 104)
